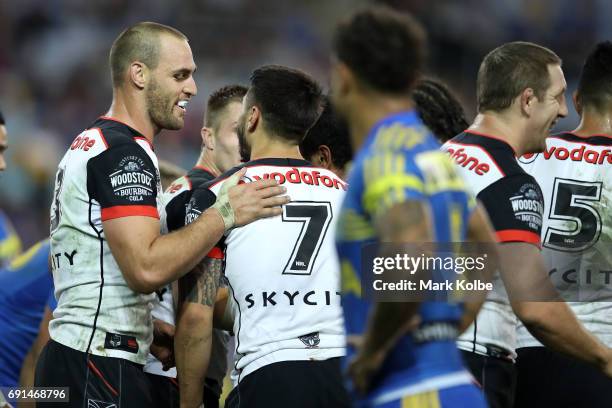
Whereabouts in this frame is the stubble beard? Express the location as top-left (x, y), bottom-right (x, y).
top-left (146, 79), bottom-right (183, 131)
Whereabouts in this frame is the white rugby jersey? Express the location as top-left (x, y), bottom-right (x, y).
top-left (186, 158), bottom-right (346, 382)
top-left (517, 132), bottom-right (612, 348)
top-left (442, 131), bottom-right (545, 357)
top-left (49, 117), bottom-right (162, 364)
top-left (144, 166), bottom-right (232, 392)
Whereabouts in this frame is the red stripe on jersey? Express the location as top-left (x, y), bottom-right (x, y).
top-left (101, 205), bottom-right (159, 221)
top-left (496, 229), bottom-right (541, 247)
top-left (133, 136), bottom-right (154, 150)
top-left (93, 127), bottom-right (109, 149)
top-left (207, 246), bottom-right (224, 259)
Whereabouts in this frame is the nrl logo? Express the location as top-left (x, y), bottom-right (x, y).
top-left (109, 334), bottom-right (122, 348)
top-left (299, 332), bottom-right (320, 348)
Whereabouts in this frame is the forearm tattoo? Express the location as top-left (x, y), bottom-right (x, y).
top-left (178, 257), bottom-right (223, 307)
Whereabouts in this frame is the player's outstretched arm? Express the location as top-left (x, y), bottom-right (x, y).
top-left (104, 169), bottom-right (289, 294)
top-left (503, 243), bottom-right (612, 374)
top-left (175, 256), bottom-right (223, 408)
top-left (348, 200), bottom-right (431, 394)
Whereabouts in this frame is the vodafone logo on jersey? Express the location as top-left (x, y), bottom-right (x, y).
top-left (520, 145), bottom-right (612, 164)
top-left (70, 135), bottom-right (96, 151)
top-left (444, 146), bottom-right (490, 175)
top-left (250, 167), bottom-right (348, 191)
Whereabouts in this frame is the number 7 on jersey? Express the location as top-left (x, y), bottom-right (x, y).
top-left (281, 201), bottom-right (333, 275)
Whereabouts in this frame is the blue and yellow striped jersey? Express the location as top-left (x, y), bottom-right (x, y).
top-left (336, 111), bottom-right (475, 397)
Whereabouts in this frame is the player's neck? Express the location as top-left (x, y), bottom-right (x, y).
top-left (106, 91), bottom-right (158, 143)
top-left (348, 95), bottom-right (414, 153)
top-left (249, 133), bottom-right (303, 161)
top-left (195, 150), bottom-right (221, 177)
top-left (572, 108), bottom-right (612, 137)
top-left (469, 113), bottom-right (526, 156)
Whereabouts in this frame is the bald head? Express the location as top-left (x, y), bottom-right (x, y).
top-left (109, 22), bottom-right (187, 87)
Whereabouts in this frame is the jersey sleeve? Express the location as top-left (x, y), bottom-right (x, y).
top-left (361, 150), bottom-right (426, 218)
top-left (87, 143), bottom-right (159, 221)
top-left (163, 190), bottom-right (191, 234)
top-left (477, 174), bottom-right (544, 247)
top-left (182, 186), bottom-right (217, 227)
top-left (183, 186), bottom-right (224, 259)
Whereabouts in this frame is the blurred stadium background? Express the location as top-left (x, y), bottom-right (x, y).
top-left (0, 0), bottom-right (606, 247)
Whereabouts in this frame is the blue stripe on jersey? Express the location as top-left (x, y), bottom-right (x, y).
top-left (336, 111), bottom-right (474, 399)
top-left (0, 239), bottom-right (52, 387)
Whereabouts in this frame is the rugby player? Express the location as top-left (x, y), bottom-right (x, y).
top-left (145, 85), bottom-right (247, 408)
top-left (331, 7), bottom-right (493, 407)
top-left (443, 41), bottom-right (612, 408)
top-left (514, 41), bottom-right (612, 408)
top-left (15, 161), bottom-right (183, 408)
top-left (34, 22), bottom-right (288, 407)
top-left (0, 111), bottom-right (21, 268)
top-left (299, 96), bottom-right (352, 179)
top-left (174, 65), bottom-right (349, 408)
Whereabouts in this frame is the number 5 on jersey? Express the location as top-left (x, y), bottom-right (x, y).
top-left (282, 201), bottom-right (333, 275)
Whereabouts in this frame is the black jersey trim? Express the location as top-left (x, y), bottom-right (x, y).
top-left (97, 116), bottom-right (144, 136)
top-left (186, 166), bottom-right (216, 189)
top-left (464, 130), bottom-right (518, 156)
top-left (552, 132), bottom-right (612, 146)
top-left (85, 199), bottom-right (105, 356)
top-left (92, 117), bottom-right (154, 150)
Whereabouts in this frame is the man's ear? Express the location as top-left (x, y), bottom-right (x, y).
top-left (331, 60), bottom-right (354, 98)
top-left (129, 62), bottom-right (148, 90)
top-left (316, 145), bottom-right (333, 170)
top-left (572, 91), bottom-right (582, 116)
top-left (247, 106), bottom-right (260, 132)
top-left (201, 127), bottom-right (214, 150)
top-left (519, 87), bottom-right (536, 116)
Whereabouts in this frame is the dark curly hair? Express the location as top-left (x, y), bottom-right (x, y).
top-left (413, 79), bottom-right (469, 143)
